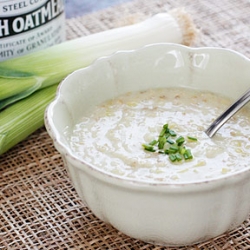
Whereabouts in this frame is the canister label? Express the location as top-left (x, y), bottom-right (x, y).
top-left (0, 0), bottom-right (65, 61)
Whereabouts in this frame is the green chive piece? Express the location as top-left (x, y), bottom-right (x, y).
top-left (176, 136), bottom-right (185, 146)
top-left (159, 127), bottom-right (166, 137)
top-left (164, 149), bottom-right (170, 155)
top-left (179, 146), bottom-right (186, 155)
top-left (142, 144), bottom-right (156, 152)
top-left (163, 124), bottom-right (169, 130)
top-left (165, 133), bottom-right (170, 139)
top-left (158, 136), bottom-right (166, 149)
top-left (167, 139), bottom-right (175, 144)
top-left (169, 129), bottom-right (177, 137)
top-left (184, 149), bottom-right (193, 160)
top-left (169, 154), bottom-right (177, 162)
top-left (149, 139), bottom-right (158, 146)
top-left (187, 136), bottom-right (198, 141)
top-left (175, 153), bottom-right (183, 161)
top-left (169, 145), bottom-right (179, 153)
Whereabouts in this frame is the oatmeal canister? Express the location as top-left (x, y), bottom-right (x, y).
top-left (0, 0), bottom-right (65, 61)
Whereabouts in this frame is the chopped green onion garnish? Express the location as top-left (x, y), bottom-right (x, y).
top-left (169, 129), bottom-right (177, 137)
top-left (165, 133), bottom-right (170, 139)
top-left (176, 136), bottom-right (185, 146)
top-left (179, 146), bottom-right (186, 155)
top-left (164, 149), bottom-right (170, 155)
top-left (149, 139), bottom-right (158, 146)
top-left (159, 127), bottom-right (167, 137)
top-left (142, 144), bottom-right (156, 152)
top-left (142, 123), bottom-right (197, 163)
top-left (169, 145), bottom-right (179, 153)
top-left (169, 154), bottom-right (177, 162)
top-left (163, 124), bottom-right (169, 130)
top-left (158, 136), bottom-right (166, 149)
top-left (187, 136), bottom-right (198, 141)
top-left (167, 139), bottom-right (175, 144)
top-left (175, 153), bottom-right (183, 161)
top-left (183, 149), bottom-right (193, 160)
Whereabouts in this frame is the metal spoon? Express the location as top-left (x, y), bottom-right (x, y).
top-left (205, 88), bottom-right (250, 138)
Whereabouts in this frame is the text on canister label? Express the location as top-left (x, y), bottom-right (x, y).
top-left (0, 0), bottom-right (64, 37)
top-left (0, 0), bottom-right (65, 61)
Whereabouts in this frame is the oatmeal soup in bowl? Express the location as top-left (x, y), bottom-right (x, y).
top-left (45, 43), bottom-right (250, 246)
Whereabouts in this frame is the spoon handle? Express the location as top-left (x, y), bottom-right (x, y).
top-left (205, 88), bottom-right (250, 138)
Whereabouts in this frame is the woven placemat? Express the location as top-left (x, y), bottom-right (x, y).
top-left (1, 0), bottom-right (250, 249)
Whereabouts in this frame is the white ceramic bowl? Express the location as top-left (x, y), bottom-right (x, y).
top-left (45, 43), bottom-right (250, 246)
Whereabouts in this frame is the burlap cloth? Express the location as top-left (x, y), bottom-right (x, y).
top-left (1, 0), bottom-right (250, 249)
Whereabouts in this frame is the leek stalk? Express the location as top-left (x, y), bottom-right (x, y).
top-left (0, 10), bottom-right (197, 109)
top-left (0, 85), bottom-right (57, 155)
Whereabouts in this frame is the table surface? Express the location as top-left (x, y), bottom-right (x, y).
top-left (1, 0), bottom-right (250, 249)
top-left (65, 0), bottom-right (132, 18)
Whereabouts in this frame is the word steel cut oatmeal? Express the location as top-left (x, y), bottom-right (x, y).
top-left (0, 0), bottom-right (65, 61)
top-left (68, 87), bottom-right (250, 183)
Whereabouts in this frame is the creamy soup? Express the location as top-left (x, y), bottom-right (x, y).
top-left (68, 87), bottom-right (250, 183)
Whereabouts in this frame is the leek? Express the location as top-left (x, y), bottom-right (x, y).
top-left (0, 10), bottom-right (197, 109)
top-left (0, 85), bottom-right (57, 155)
top-left (0, 9), bottom-right (197, 155)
